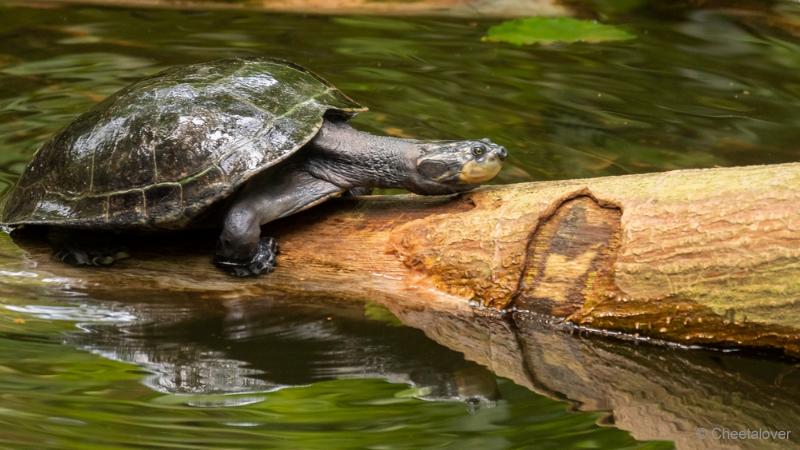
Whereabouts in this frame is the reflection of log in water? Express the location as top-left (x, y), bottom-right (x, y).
top-left (37, 289), bottom-right (800, 450)
top-left (383, 301), bottom-right (800, 450)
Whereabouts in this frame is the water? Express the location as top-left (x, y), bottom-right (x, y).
top-left (0, 1), bottom-right (799, 448)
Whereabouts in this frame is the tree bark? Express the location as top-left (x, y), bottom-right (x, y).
top-left (2, 162), bottom-right (799, 356)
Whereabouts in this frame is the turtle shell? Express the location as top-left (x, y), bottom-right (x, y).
top-left (1, 57), bottom-right (365, 229)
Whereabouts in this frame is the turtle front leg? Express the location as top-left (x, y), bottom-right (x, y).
top-left (214, 168), bottom-right (345, 277)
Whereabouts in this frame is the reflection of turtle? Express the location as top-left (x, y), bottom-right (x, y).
top-left (2, 58), bottom-right (507, 277)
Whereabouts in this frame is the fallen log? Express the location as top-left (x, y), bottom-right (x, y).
top-left (1, 162), bottom-right (799, 356)
top-left (15, 0), bottom-right (571, 17)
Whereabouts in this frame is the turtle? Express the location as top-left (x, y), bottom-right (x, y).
top-left (1, 57), bottom-right (507, 277)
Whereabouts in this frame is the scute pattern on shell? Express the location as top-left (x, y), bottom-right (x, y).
top-left (1, 58), bottom-right (365, 228)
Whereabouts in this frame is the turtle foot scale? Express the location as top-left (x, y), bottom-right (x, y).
top-left (214, 237), bottom-right (278, 277)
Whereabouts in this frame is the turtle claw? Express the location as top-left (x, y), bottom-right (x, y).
top-left (55, 247), bottom-right (129, 267)
top-left (215, 237), bottom-right (278, 278)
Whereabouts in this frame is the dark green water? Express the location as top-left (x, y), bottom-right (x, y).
top-left (1, 1), bottom-right (799, 448)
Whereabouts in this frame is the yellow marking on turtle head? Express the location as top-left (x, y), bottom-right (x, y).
top-left (459, 159), bottom-right (502, 184)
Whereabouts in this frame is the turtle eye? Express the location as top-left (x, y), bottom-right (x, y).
top-left (472, 145), bottom-right (486, 157)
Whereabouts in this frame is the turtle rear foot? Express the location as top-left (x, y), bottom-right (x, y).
top-left (55, 246), bottom-right (130, 266)
top-left (214, 237), bottom-right (278, 277)
top-left (48, 230), bottom-right (129, 267)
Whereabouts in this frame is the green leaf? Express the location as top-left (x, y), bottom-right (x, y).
top-left (483, 17), bottom-right (635, 46)
top-left (364, 302), bottom-right (404, 326)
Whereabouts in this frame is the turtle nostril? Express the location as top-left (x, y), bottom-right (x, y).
top-left (497, 146), bottom-right (508, 160)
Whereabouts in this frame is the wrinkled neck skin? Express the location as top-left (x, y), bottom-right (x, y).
top-left (304, 120), bottom-right (423, 190)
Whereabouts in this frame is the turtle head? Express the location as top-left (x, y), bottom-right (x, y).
top-left (409, 138), bottom-right (507, 194)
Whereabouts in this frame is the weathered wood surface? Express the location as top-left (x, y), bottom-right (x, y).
top-left (13, 0), bottom-right (571, 17)
top-left (1, 162), bottom-right (799, 356)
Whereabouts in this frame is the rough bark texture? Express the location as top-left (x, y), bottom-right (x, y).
top-left (1, 162), bottom-right (799, 356)
top-left (13, 0), bottom-right (571, 17)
